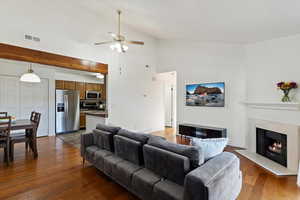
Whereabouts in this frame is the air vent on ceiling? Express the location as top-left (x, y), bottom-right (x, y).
top-left (25, 34), bottom-right (40, 42)
top-left (25, 34), bottom-right (32, 40)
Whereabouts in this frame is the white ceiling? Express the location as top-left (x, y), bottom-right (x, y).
top-left (78, 0), bottom-right (300, 43)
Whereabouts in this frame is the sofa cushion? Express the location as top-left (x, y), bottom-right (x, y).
top-left (153, 180), bottom-right (184, 200)
top-left (94, 149), bottom-right (113, 170)
top-left (143, 144), bottom-right (190, 185)
top-left (148, 136), bottom-right (202, 168)
top-left (117, 129), bottom-right (149, 144)
top-left (103, 155), bottom-right (124, 176)
top-left (85, 145), bottom-right (99, 163)
top-left (96, 124), bottom-right (121, 134)
top-left (132, 168), bottom-right (162, 200)
top-left (114, 135), bottom-right (144, 165)
top-left (112, 160), bottom-right (142, 187)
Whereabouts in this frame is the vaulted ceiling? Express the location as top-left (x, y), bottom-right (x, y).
top-left (2, 0), bottom-right (300, 44)
top-left (78, 0), bottom-right (300, 43)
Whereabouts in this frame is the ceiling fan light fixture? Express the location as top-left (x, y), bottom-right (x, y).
top-left (94, 10), bottom-right (143, 52)
top-left (110, 42), bottom-right (128, 53)
top-left (20, 64), bottom-right (41, 83)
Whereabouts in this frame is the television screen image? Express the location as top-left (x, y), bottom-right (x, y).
top-left (186, 82), bottom-right (225, 107)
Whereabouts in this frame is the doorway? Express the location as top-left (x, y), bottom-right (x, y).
top-left (157, 71), bottom-right (177, 128)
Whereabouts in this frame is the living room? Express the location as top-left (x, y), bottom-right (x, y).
top-left (1, 0), bottom-right (300, 200)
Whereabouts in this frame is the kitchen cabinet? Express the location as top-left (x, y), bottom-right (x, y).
top-left (63, 81), bottom-right (76, 90)
top-left (75, 82), bottom-right (86, 100)
top-left (85, 83), bottom-right (98, 91)
top-left (56, 80), bottom-right (106, 100)
top-left (55, 80), bottom-right (76, 90)
top-left (80, 112), bottom-right (86, 129)
top-left (55, 80), bottom-right (64, 89)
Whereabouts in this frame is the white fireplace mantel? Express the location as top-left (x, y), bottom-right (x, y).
top-left (237, 119), bottom-right (300, 176)
top-left (242, 101), bottom-right (300, 111)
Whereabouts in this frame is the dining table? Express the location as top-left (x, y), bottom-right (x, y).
top-left (0, 119), bottom-right (38, 158)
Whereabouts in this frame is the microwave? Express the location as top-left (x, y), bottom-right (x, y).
top-left (86, 91), bottom-right (101, 100)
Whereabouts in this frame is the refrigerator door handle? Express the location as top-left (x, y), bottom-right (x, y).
top-left (64, 95), bottom-right (68, 118)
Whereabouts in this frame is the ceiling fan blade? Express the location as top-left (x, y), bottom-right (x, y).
top-left (125, 40), bottom-right (144, 45)
top-left (94, 41), bottom-right (114, 45)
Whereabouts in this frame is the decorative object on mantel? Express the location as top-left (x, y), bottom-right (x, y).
top-left (277, 81), bottom-right (298, 102)
top-left (20, 63), bottom-right (41, 83)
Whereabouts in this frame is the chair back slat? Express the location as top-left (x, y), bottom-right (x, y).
top-left (31, 112), bottom-right (41, 130)
top-left (0, 116), bottom-right (11, 138)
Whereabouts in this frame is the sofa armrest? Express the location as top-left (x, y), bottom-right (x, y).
top-left (184, 152), bottom-right (242, 200)
top-left (80, 133), bottom-right (94, 157)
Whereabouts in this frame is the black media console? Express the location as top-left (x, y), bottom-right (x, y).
top-left (178, 123), bottom-right (227, 139)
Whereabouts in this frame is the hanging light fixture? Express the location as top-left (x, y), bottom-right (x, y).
top-left (20, 63), bottom-right (41, 83)
top-left (110, 42), bottom-right (128, 53)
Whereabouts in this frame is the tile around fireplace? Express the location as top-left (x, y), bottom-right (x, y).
top-left (236, 150), bottom-right (297, 176)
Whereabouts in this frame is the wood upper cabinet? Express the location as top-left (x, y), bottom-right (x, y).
top-left (56, 80), bottom-right (76, 90)
top-left (85, 83), bottom-right (98, 91)
top-left (55, 80), bottom-right (64, 90)
top-left (75, 82), bottom-right (86, 100)
top-left (56, 80), bottom-right (106, 100)
top-left (63, 81), bottom-right (76, 90)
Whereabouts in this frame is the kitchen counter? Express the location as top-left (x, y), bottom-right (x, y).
top-left (84, 110), bottom-right (108, 132)
top-left (85, 111), bottom-right (108, 118)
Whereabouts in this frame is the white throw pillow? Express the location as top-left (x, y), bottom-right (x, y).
top-left (191, 138), bottom-right (228, 162)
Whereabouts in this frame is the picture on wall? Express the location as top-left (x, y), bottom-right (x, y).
top-left (186, 82), bottom-right (225, 107)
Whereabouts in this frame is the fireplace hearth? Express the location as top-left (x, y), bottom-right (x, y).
top-left (256, 128), bottom-right (287, 167)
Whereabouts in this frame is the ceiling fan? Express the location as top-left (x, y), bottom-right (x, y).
top-left (94, 10), bottom-right (144, 53)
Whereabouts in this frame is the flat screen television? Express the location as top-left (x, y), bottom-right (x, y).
top-left (186, 82), bottom-right (225, 107)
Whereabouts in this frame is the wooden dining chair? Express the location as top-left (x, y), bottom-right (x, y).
top-left (10, 112), bottom-right (41, 161)
top-left (0, 116), bottom-right (11, 165)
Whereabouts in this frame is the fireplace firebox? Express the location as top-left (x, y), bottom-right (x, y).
top-left (256, 128), bottom-right (287, 167)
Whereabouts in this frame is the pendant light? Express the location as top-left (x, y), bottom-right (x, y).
top-left (20, 63), bottom-right (41, 83)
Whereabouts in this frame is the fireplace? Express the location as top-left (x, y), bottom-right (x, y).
top-left (256, 128), bottom-right (287, 167)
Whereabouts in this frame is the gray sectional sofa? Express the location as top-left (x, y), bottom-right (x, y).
top-left (81, 124), bottom-right (242, 200)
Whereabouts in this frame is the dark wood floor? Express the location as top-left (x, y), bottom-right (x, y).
top-left (0, 129), bottom-right (299, 200)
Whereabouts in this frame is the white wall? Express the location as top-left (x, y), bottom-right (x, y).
top-left (157, 40), bottom-right (247, 147)
top-left (245, 34), bottom-right (300, 126)
top-left (0, 0), bottom-right (165, 133)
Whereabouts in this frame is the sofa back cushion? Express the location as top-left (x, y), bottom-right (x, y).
top-left (96, 124), bottom-right (121, 134)
top-left (143, 144), bottom-right (190, 185)
top-left (147, 136), bottom-right (202, 168)
top-left (92, 129), bottom-right (104, 148)
top-left (92, 129), bottom-right (115, 152)
top-left (114, 135), bottom-right (144, 165)
top-left (117, 129), bottom-right (149, 144)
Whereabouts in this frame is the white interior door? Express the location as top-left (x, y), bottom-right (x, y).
top-left (164, 84), bottom-right (173, 127)
top-left (20, 79), bottom-right (49, 137)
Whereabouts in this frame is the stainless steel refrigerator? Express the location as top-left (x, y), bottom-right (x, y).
top-left (56, 90), bottom-right (80, 134)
